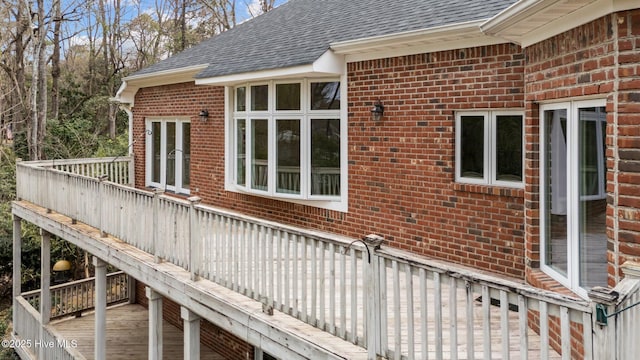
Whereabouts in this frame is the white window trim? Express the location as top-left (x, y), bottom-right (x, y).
top-left (455, 110), bottom-right (524, 188)
top-left (224, 75), bottom-right (349, 212)
top-left (145, 117), bottom-right (191, 195)
top-left (539, 98), bottom-right (607, 298)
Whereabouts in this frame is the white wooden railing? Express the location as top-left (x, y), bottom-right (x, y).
top-left (13, 296), bottom-right (88, 360)
top-left (21, 271), bottom-right (130, 320)
top-left (15, 158), bottom-right (640, 359)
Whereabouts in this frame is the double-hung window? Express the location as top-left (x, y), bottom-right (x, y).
top-left (146, 118), bottom-right (191, 194)
top-left (455, 111), bottom-right (524, 187)
top-left (230, 79), bottom-right (343, 203)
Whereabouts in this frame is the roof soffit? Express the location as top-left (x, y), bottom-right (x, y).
top-left (481, 0), bottom-right (639, 47)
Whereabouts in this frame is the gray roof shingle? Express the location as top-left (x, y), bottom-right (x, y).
top-left (132, 0), bottom-right (517, 79)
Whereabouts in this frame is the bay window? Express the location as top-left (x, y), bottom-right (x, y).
top-left (229, 79), bottom-right (343, 203)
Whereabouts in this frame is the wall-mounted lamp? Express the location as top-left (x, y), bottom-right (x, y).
top-left (370, 100), bottom-right (384, 121)
top-left (199, 109), bottom-right (209, 122)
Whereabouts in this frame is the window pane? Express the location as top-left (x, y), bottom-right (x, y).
top-left (311, 82), bottom-right (340, 110)
top-left (460, 116), bottom-right (484, 179)
top-left (496, 115), bottom-right (523, 182)
top-left (182, 123), bottom-right (190, 189)
top-left (251, 85), bottom-right (268, 111)
top-left (236, 119), bottom-right (246, 186)
top-left (311, 119), bottom-right (340, 196)
top-left (578, 106), bottom-right (607, 289)
top-left (166, 122), bottom-right (176, 187)
top-left (276, 83), bottom-right (301, 111)
top-left (544, 109), bottom-right (567, 277)
top-left (251, 119), bottom-right (268, 191)
top-left (236, 87), bottom-right (246, 112)
top-left (152, 122), bottom-right (161, 183)
top-left (276, 120), bottom-right (300, 194)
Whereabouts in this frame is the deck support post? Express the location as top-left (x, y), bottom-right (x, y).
top-left (94, 256), bottom-right (107, 360)
top-left (40, 230), bottom-right (52, 325)
top-left (146, 287), bottom-right (163, 360)
top-left (181, 306), bottom-right (201, 360)
top-left (12, 215), bottom-right (22, 337)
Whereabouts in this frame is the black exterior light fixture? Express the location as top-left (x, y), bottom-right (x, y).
top-left (371, 100), bottom-right (384, 121)
top-left (199, 109), bottom-right (209, 122)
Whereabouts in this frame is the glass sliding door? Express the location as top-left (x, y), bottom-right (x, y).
top-left (541, 100), bottom-right (607, 295)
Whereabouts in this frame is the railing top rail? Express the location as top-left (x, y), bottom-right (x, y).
top-left (378, 246), bottom-right (592, 313)
top-left (21, 271), bottom-right (126, 297)
top-left (17, 156), bottom-right (133, 167)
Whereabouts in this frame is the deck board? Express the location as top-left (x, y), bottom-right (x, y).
top-left (52, 304), bottom-right (224, 360)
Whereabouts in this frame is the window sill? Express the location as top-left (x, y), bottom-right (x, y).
top-left (453, 183), bottom-right (524, 198)
top-left (226, 185), bottom-right (347, 212)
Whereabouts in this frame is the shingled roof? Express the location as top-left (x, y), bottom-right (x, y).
top-left (132, 0), bottom-right (518, 80)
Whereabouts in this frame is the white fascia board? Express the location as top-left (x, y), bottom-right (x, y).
top-left (482, 0), bottom-right (638, 47)
top-left (329, 20), bottom-right (508, 60)
top-left (113, 64), bottom-right (208, 105)
top-left (195, 50), bottom-right (344, 86)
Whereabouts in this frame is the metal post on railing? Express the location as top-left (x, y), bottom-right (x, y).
top-left (129, 154), bottom-right (136, 187)
top-left (153, 189), bottom-right (165, 263)
top-left (98, 174), bottom-right (108, 237)
top-left (188, 196), bottom-right (201, 281)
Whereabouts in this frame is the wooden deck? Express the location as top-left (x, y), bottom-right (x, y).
top-left (51, 304), bottom-right (224, 360)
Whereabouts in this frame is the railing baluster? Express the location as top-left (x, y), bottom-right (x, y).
top-left (466, 281), bottom-right (475, 360)
top-left (518, 295), bottom-right (528, 360)
top-left (482, 285), bottom-right (491, 359)
top-left (434, 272), bottom-right (443, 360)
top-left (406, 264), bottom-right (415, 360)
top-left (560, 306), bottom-right (570, 360)
top-left (449, 276), bottom-right (457, 360)
top-left (540, 301), bottom-right (549, 360)
top-left (420, 268), bottom-right (429, 360)
top-left (500, 290), bottom-right (510, 360)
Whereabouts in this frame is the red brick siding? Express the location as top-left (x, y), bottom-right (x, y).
top-left (131, 44), bottom-right (527, 279)
top-left (615, 9), bottom-right (640, 273)
top-left (135, 282), bottom-right (253, 359)
top-left (524, 10), bottom-right (640, 287)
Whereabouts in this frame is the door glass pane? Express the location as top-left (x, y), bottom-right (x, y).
top-left (182, 123), bottom-right (190, 189)
top-left (251, 85), bottom-right (268, 111)
top-left (152, 122), bottom-right (161, 183)
top-left (236, 119), bottom-right (246, 186)
top-left (544, 109), bottom-right (568, 277)
top-left (460, 115), bottom-right (484, 179)
top-left (276, 119), bottom-right (300, 194)
top-left (311, 119), bottom-right (340, 196)
top-left (251, 119), bottom-right (268, 191)
top-left (579, 106), bottom-right (607, 288)
top-left (276, 83), bottom-right (301, 111)
top-left (496, 115), bottom-right (522, 182)
top-left (310, 82), bottom-right (340, 110)
top-left (166, 122), bottom-right (176, 187)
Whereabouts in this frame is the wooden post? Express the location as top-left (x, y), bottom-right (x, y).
top-left (362, 234), bottom-right (384, 360)
top-left (589, 287), bottom-right (618, 359)
top-left (152, 189), bottom-right (164, 263)
top-left (181, 306), bottom-right (201, 360)
top-left (40, 230), bottom-right (51, 325)
top-left (188, 196), bottom-right (201, 281)
top-left (98, 174), bottom-right (108, 237)
top-left (128, 153), bottom-right (136, 187)
top-left (94, 256), bottom-right (107, 360)
top-left (12, 215), bottom-right (21, 337)
top-left (128, 276), bottom-right (137, 305)
top-left (146, 287), bottom-right (163, 360)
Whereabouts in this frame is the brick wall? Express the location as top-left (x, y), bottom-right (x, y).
top-left (523, 10), bottom-right (640, 287)
top-left (135, 282), bottom-right (253, 359)
top-left (131, 43), bottom-right (528, 279)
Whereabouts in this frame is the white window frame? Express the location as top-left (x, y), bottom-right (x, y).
top-left (539, 98), bottom-right (607, 298)
top-left (455, 110), bottom-right (524, 187)
top-left (225, 77), bottom-right (348, 212)
top-left (145, 118), bottom-right (191, 195)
